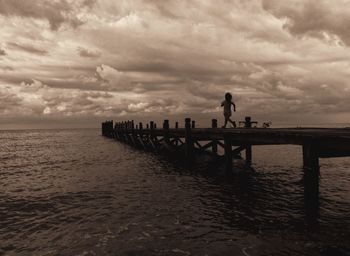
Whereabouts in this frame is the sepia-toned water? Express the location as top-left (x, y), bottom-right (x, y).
top-left (0, 129), bottom-right (349, 256)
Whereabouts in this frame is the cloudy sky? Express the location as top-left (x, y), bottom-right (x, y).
top-left (1, 0), bottom-right (350, 129)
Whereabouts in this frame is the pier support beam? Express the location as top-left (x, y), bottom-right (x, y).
top-left (163, 119), bottom-right (170, 144)
top-left (211, 119), bottom-right (218, 155)
top-left (246, 146), bottom-right (252, 165)
top-left (302, 143), bottom-right (320, 202)
top-left (185, 118), bottom-right (194, 159)
top-left (303, 144), bottom-right (320, 170)
top-left (244, 116), bottom-right (252, 165)
top-left (224, 135), bottom-right (233, 173)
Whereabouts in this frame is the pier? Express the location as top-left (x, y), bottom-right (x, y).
top-left (102, 117), bottom-right (350, 193)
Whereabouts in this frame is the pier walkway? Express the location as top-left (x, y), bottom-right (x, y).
top-left (101, 117), bottom-right (350, 175)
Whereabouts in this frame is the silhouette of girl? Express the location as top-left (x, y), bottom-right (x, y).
top-left (221, 92), bottom-right (236, 128)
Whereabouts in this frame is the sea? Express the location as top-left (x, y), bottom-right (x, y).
top-left (0, 128), bottom-right (349, 256)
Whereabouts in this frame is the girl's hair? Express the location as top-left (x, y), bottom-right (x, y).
top-left (225, 92), bottom-right (232, 101)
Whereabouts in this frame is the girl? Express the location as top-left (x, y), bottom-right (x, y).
top-left (221, 92), bottom-right (236, 128)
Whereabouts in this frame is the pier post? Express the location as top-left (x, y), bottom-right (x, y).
top-left (192, 120), bottom-right (196, 129)
top-left (149, 121), bottom-right (157, 150)
top-left (302, 143), bottom-right (320, 207)
top-left (185, 118), bottom-right (194, 159)
top-left (163, 119), bottom-right (170, 144)
top-left (139, 122), bottom-right (143, 130)
top-left (303, 143), bottom-right (319, 170)
top-left (224, 135), bottom-right (233, 173)
top-left (175, 121), bottom-right (179, 146)
top-left (245, 116), bottom-right (252, 165)
top-left (212, 119), bottom-right (218, 154)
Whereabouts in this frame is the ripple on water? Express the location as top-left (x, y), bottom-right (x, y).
top-left (0, 129), bottom-right (349, 255)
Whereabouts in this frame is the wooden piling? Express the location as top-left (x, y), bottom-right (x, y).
top-left (303, 143), bottom-right (320, 170)
top-left (224, 135), bottom-right (233, 173)
top-left (163, 119), bottom-right (170, 144)
top-left (245, 116), bottom-right (252, 165)
top-left (212, 119), bottom-right (218, 154)
top-left (185, 118), bottom-right (194, 159)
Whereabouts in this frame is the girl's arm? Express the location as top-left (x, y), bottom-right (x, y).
top-left (232, 102), bottom-right (236, 111)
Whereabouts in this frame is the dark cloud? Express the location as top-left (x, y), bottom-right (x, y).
top-left (262, 0), bottom-right (350, 45)
top-left (0, 47), bottom-right (6, 55)
top-left (1, 0), bottom-right (350, 127)
top-left (7, 42), bottom-right (48, 55)
top-left (77, 47), bottom-right (101, 58)
top-left (0, 0), bottom-right (93, 30)
top-left (0, 88), bottom-right (22, 111)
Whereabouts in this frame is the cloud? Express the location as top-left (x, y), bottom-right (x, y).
top-left (262, 0), bottom-right (350, 46)
top-left (96, 64), bottom-right (133, 91)
top-left (0, 0), bottom-right (94, 30)
top-left (7, 42), bottom-right (48, 55)
top-left (0, 87), bottom-right (22, 112)
top-left (77, 47), bottom-right (101, 58)
top-left (1, 0), bottom-right (350, 127)
top-left (0, 47), bottom-right (6, 55)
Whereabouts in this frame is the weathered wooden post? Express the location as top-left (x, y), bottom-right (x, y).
top-left (115, 122), bottom-right (120, 140)
top-left (192, 120), bottom-right (196, 129)
top-left (175, 121), bottom-right (179, 146)
top-left (224, 134), bottom-right (233, 173)
top-left (302, 142), bottom-right (320, 203)
top-left (303, 143), bottom-right (319, 170)
top-left (139, 122), bottom-right (143, 130)
top-left (185, 118), bottom-right (194, 159)
top-left (245, 116), bottom-right (252, 165)
top-left (163, 119), bottom-right (170, 144)
top-left (107, 120), bottom-right (113, 138)
top-left (130, 120), bottom-right (136, 146)
top-left (146, 124), bottom-right (149, 129)
top-left (149, 121), bottom-right (156, 150)
top-left (154, 123), bottom-right (157, 129)
top-left (212, 119), bottom-right (218, 154)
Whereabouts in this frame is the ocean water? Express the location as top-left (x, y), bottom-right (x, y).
top-left (0, 129), bottom-right (349, 256)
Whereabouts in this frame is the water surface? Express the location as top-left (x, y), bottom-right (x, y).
top-left (0, 129), bottom-right (349, 255)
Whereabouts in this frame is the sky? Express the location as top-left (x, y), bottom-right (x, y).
top-left (1, 0), bottom-right (350, 129)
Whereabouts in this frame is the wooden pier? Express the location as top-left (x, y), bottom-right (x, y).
top-left (102, 117), bottom-right (350, 194)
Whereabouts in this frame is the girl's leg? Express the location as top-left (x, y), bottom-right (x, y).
top-left (222, 117), bottom-right (228, 128)
top-left (228, 118), bottom-right (236, 128)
